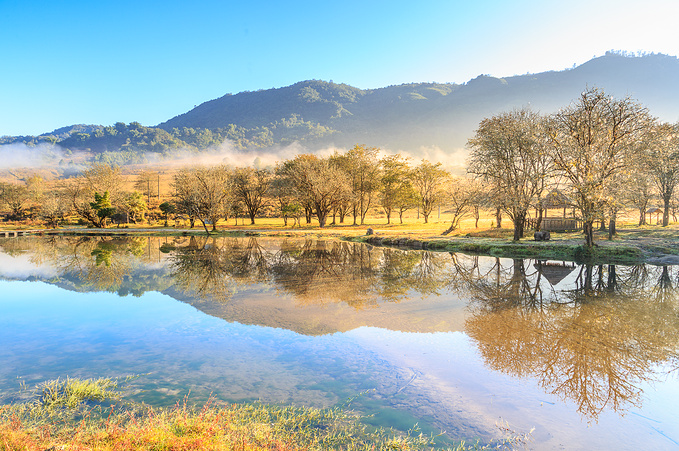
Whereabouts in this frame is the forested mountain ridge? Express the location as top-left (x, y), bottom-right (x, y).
top-left (3, 52), bottom-right (679, 164)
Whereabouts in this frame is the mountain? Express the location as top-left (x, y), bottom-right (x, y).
top-left (156, 52), bottom-right (679, 156)
top-left (4, 52), bottom-right (679, 165)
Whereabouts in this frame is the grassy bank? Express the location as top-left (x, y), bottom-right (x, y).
top-left (350, 235), bottom-right (647, 265)
top-left (0, 378), bottom-right (530, 451)
top-left (4, 219), bottom-right (679, 264)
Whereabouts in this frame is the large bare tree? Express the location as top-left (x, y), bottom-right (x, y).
top-left (547, 88), bottom-right (653, 247)
top-left (467, 108), bottom-right (551, 241)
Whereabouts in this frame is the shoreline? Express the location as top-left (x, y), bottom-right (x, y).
top-left (2, 225), bottom-right (679, 265)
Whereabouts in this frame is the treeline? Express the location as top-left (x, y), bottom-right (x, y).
top-left (0, 145), bottom-right (461, 234)
top-left (2, 87), bottom-right (678, 248)
top-left (0, 115), bottom-right (337, 165)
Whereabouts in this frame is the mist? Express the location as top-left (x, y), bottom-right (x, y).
top-left (0, 139), bottom-right (470, 178)
top-left (0, 143), bottom-right (74, 170)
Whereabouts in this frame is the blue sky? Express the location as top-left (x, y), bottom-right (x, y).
top-left (2, 0), bottom-right (678, 136)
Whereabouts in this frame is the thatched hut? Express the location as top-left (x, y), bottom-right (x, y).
top-left (541, 189), bottom-right (580, 231)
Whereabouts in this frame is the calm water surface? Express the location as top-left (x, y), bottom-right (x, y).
top-left (0, 236), bottom-right (678, 449)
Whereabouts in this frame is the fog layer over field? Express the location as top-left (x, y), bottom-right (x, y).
top-left (0, 140), bottom-right (468, 177)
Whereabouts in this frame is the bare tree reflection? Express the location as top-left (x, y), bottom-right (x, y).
top-left (170, 236), bottom-right (272, 302)
top-left (167, 238), bottom-right (454, 308)
top-left (461, 259), bottom-right (679, 419)
top-left (268, 240), bottom-right (453, 307)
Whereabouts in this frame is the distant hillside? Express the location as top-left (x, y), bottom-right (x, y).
top-left (158, 52), bottom-right (679, 155)
top-left (3, 52), bottom-right (679, 166)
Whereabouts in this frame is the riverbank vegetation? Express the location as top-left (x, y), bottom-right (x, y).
top-left (0, 377), bottom-right (529, 450)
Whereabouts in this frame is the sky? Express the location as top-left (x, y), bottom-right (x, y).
top-left (2, 0), bottom-right (679, 137)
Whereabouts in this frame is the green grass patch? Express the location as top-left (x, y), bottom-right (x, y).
top-left (36, 376), bottom-right (119, 410)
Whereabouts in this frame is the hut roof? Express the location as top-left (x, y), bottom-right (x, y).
top-left (543, 189), bottom-right (571, 209)
top-left (533, 260), bottom-right (576, 286)
top-left (646, 207), bottom-right (663, 214)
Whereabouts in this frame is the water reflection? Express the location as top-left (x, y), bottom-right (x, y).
top-left (459, 258), bottom-right (679, 418)
top-left (168, 237), bottom-right (451, 306)
top-left (1, 236), bottom-right (678, 422)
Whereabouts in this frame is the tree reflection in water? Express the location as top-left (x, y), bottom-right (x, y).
top-left (170, 236), bottom-right (272, 301)
top-left (170, 238), bottom-right (451, 306)
top-left (460, 258), bottom-right (679, 419)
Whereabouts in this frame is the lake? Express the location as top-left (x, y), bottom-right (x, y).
top-left (0, 235), bottom-right (678, 449)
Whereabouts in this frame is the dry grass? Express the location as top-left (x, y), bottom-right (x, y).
top-left (0, 378), bottom-right (531, 451)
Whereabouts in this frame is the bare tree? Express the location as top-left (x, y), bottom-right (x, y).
top-left (379, 154), bottom-right (418, 224)
top-left (547, 88), bottom-right (652, 247)
top-left (40, 189), bottom-right (70, 228)
top-left (172, 166), bottom-right (232, 234)
top-left (411, 160), bottom-right (449, 224)
top-left (66, 164), bottom-right (125, 228)
top-left (279, 155), bottom-right (350, 228)
top-left (441, 177), bottom-right (476, 235)
top-left (0, 182), bottom-right (30, 220)
top-left (623, 167), bottom-right (654, 226)
top-left (467, 108), bottom-right (551, 241)
top-left (231, 167), bottom-right (272, 225)
top-left (643, 122), bottom-right (679, 226)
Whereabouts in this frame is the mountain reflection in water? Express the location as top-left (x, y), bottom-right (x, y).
top-left (0, 235), bottom-right (678, 423)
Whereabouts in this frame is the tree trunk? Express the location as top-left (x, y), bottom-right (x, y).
top-left (584, 221), bottom-right (594, 247)
top-left (199, 218), bottom-right (211, 235)
top-left (512, 210), bottom-right (525, 241)
top-left (663, 195), bottom-right (671, 226)
top-left (608, 218), bottom-right (616, 240)
top-left (608, 264), bottom-right (617, 290)
top-left (638, 207), bottom-right (646, 226)
top-left (442, 222), bottom-right (456, 235)
top-left (495, 207), bottom-right (502, 228)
